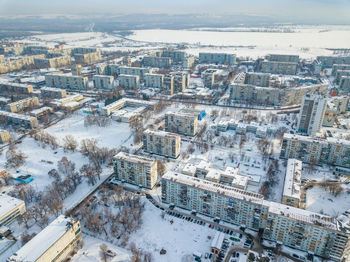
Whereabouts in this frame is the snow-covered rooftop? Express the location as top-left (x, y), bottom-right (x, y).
top-left (114, 152), bottom-right (155, 166)
top-left (283, 159), bottom-right (302, 199)
top-left (0, 194), bottom-right (24, 218)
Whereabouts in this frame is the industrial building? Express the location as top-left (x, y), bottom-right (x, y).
top-left (113, 152), bottom-right (158, 189)
top-left (143, 129), bottom-right (181, 158)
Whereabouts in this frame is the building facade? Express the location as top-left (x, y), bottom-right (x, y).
top-left (118, 74), bottom-right (140, 89)
top-left (45, 73), bottom-right (88, 90)
top-left (0, 111), bottom-right (39, 129)
top-left (40, 87), bottom-right (67, 99)
top-left (8, 215), bottom-right (82, 262)
top-left (143, 56), bottom-right (172, 68)
top-left (93, 75), bottom-right (114, 89)
top-left (282, 159), bottom-right (302, 208)
top-left (0, 194), bottom-right (25, 227)
top-left (143, 129), bottom-right (181, 158)
top-left (199, 52), bottom-right (236, 65)
top-left (113, 152), bottom-right (158, 189)
top-left (261, 61), bottom-right (298, 75)
top-left (165, 111), bottom-right (198, 136)
top-left (6, 97), bottom-right (40, 113)
top-left (144, 73), bottom-right (164, 88)
top-left (297, 94), bottom-right (327, 136)
top-left (244, 72), bottom-right (271, 87)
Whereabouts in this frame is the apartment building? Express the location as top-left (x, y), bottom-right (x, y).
top-left (261, 61), bottom-right (298, 75)
top-left (144, 73), bottom-right (164, 88)
top-left (340, 76), bottom-right (350, 91)
top-left (93, 75), bottom-right (114, 89)
top-left (161, 172), bottom-right (350, 261)
top-left (34, 55), bottom-right (71, 68)
top-left (8, 215), bottom-right (82, 262)
top-left (71, 63), bottom-right (82, 76)
top-left (282, 159), bottom-right (302, 208)
top-left (0, 54), bottom-right (45, 74)
top-left (113, 152), bottom-right (158, 189)
top-left (317, 56), bottom-right (350, 68)
top-left (280, 133), bottom-right (350, 168)
top-left (73, 51), bottom-right (102, 64)
top-left (163, 74), bottom-right (174, 95)
top-left (116, 66), bottom-right (152, 81)
top-left (50, 94), bottom-right (84, 109)
top-left (0, 111), bottom-right (39, 129)
top-left (165, 111), bottom-right (198, 136)
top-left (171, 72), bottom-right (189, 93)
top-left (323, 96), bottom-right (349, 127)
top-left (23, 45), bottom-right (49, 55)
top-left (0, 82), bottom-right (34, 94)
top-left (143, 56), bottom-right (172, 68)
top-left (183, 56), bottom-right (195, 68)
top-left (40, 87), bottom-right (67, 99)
top-left (331, 64), bottom-right (350, 76)
top-left (244, 72), bottom-right (271, 87)
top-left (0, 45), bottom-right (24, 56)
top-left (7, 97), bottom-right (40, 113)
top-left (118, 74), bottom-right (140, 89)
top-left (297, 94), bottom-right (327, 136)
top-left (143, 129), bottom-right (181, 158)
top-left (0, 55), bottom-right (4, 63)
top-left (202, 70), bottom-right (215, 88)
top-left (122, 56), bottom-right (132, 66)
top-left (199, 52), bottom-right (236, 65)
top-left (45, 73), bottom-right (88, 90)
top-left (161, 50), bottom-right (186, 62)
top-left (230, 83), bottom-right (327, 106)
top-left (335, 70), bottom-right (350, 84)
top-left (0, 194), bottom-right (26, 227)
top-left (267, 54), bottom-right (300, 63)
top-left (0, 130), bottom-right (10, 144)
top-left (101, 98), bottom-right (156, 116)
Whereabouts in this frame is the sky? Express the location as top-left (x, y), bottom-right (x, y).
top-left (0, 0), bottom-right (349, 24)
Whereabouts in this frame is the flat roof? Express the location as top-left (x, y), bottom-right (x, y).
top-left (0, 110), bottom-right (37, 121)
top-left (9, 215), bottom-right (77, 262)
top-left (144, 129), bottom-right (181, 140)
top-left (114, 151), bottom-right (155, 165)
top-left (0, 194), bottom-right (23, 218)
top-left (283, 159), bottom-right (302, 199)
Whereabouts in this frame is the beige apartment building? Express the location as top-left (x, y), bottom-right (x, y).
top-left (0, 54), bottom-right (45, 74)
top-left (0, 129), bottom-right (10, 144)
top-left (202, 70), bottom-right (215, 88)
top-left (143, 129), bottom-right (181, 158)
top-left (6, 97), bottom-right (40, 113)
top-left (74, 51), bottom-right (102, 64)
top-left (113, 152), bottom-right (158, 189)
top-left (165, 111), bottom-right (198, 136)
top-left (34, 55), bottom-right (71, 68)
top-left (0, 194), bottom-right (26, 227)
top-left (45, 73), bottom-right (88, 90)
top-left (8, 215), bottom-right (82, 262)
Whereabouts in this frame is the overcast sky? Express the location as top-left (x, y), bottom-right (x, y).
top-left (0, 0), bottom-right (349, 23)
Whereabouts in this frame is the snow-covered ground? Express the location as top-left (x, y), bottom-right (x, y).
top-left (71, 235), bottom-right (131, 262)
top-left (46, 112), bottom-right (134, 149)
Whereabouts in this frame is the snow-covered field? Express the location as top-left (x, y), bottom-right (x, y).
top-left (129, 25), bottom-right (350, 58)
top-left (46, 112), bottom-right (134, 149)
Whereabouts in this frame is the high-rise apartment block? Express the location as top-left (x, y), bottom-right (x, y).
top-left (199, 52), bottom-right (236, 65)
top-left (165, 111), bottom-right (198, 136)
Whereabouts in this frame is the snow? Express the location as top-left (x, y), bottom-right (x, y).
top-left (71, 235), bottom-right (131, 262)
top-left (0, 194), bottom-right (23, 220)
top-left (45, 112), bottom-right (134, 149)
top-left (129, 200), bottom-right (214, 261)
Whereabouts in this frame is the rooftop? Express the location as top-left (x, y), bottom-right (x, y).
top-left (144, 129), bottom-right (181, 140)
top-left (0, 194), bottom-right (24, 217)
top-left (283, 159), bottom-right (302, 199)
top-left (9, 215), bottom-right (78, 262)
top-left (114, 152), bottom-right (155, 165)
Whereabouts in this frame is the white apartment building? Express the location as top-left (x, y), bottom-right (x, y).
top-left (113, 152), bottom-right (158, 189)
top-left (118, 74), bottom-right (140, 89)
top-left (143, 56), bottom-right (172, 68)
top-left (161, 172), bottom-right (350, 261)
top-left (45, 73), bottom-right (88, 90)
top-left (267, 54), bottom-right (299, 63)
top-left (117, 66), bottom-right (152, 81)
top-left (144, 73), bottom-right (164, 88)
top-left (199, 52), bottom-right (236, 65)
top-left (202, 70), bottom-right (215, 88)
top-left (93, 75), bottom-right (114, 89)
top-left (244, 72), bottom-right (271, 87)
top-left (280, 133), bottom-right (350, 168)
top-left (297, 94), bottom-right (327, 136)
top-left (261, 61), bottom-right (298, 75)
top-left (143, 129), bottom-right (181, 158)
top-left (165, 111), bottom-right (198, 136)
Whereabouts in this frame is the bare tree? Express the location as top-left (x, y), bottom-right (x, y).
top-left (63, 135), bottom-right (78, 152)
top-left (6, 149), bottom-right (26, 168)
top-left (99, 243), bottom-right (109, 262)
